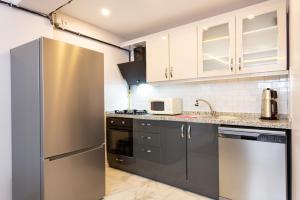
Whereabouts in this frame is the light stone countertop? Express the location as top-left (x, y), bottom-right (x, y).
top-left (106, 112), bottom-right (291, 129)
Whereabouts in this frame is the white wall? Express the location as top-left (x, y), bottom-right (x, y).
top-left (0, 5), bottom-right (128, 200)
top-left (289, 0), bottom-right (300, 199)
top-left (130, 76), bottom-right (289, 114)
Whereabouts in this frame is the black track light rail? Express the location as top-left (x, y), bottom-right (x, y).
top-left (0, 0), bottom-right (131, 57)
top-left (49, 0), bottom-right (73, 15)
top-left (55, 26), bottom-right (131, 52)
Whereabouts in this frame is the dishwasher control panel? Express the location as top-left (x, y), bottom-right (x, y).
top-left (258, 134), bottom-right (286, 143)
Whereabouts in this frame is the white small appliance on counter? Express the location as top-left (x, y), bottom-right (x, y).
top-left (149, 98), bottom-right (182, 115)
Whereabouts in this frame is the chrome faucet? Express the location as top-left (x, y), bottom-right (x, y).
top-left (195, 99), bottom-right (216, 117)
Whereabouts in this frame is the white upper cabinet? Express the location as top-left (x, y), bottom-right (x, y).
top-left (169, 25), bottom-right (198, 80)
top-left (198, 15), bottom-right (236, 77)
top-left (146, 32), bottom-right (170, 82)
top-left (235, 0), bottom-right (287, 74)
top-left (135, 0), bottom-right (288, 83)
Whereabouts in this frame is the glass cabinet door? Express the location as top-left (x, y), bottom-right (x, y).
top-left (198, 16), bottom-right (236, 77)
top-left (236, 2), bottom-right (287, 73)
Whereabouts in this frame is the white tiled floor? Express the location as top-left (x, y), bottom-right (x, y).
top-left (104, 167), bottom-right (212, 200)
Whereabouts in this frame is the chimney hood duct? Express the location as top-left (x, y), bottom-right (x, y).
top-left (118, 47), bottom-right (146, 86)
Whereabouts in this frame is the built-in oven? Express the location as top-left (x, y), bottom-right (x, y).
top-left (106, 117), bottom-right (135, 171)
top-left (107, 117), bottom-right (133, 157)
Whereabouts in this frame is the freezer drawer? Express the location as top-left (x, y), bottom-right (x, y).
top-left (43, 146), bottom-right (105, 200)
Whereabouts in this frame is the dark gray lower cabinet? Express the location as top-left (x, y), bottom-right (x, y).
top-left (157, 121), bottom-right (186, 187)
top-left (186, 123), bottom-right (219, 199)
top-left (132, 119), bottom-right (219, 199)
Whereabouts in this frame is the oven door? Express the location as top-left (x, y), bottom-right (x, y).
top-left (107, 128), bottom-right (133, 157)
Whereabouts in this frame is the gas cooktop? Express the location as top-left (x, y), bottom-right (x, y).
top-left (114, 109), bottom-right (148, 115)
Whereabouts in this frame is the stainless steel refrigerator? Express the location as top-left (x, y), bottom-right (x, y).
top-left (11, 37), bottom-right (105, 200)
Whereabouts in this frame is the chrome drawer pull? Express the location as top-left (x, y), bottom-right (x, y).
top-left (147, 123), bottom-right (151, 126)
top-left (141, 136), bottom-right (152, 140)
top-left (146, 150), bottom-right (152, 153)
top-left (115, 158), bottom-right (124, 162)
top-left (141, 123), bottom-right (145, 126)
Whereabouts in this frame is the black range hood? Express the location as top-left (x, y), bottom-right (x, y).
top-left (118, 47), bottom-right (146, 85)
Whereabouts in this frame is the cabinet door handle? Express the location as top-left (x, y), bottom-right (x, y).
top-left (187, 125), bottom-right (191, 139)
top-left (147, 123), bottom-right (151, 126)
top-left (238, 57), bottom-right (242, 71)
top-left (170, 67), bottom-right (173, 78)
top-left (146, 136), bottom-right (152, 140)
top-left (121, 121), bottom-right (125, 125)
top-left (141, 123), bottom-right (145, 126)
top-left (181, 124), bottom-right (185, 138)
top-left (165, 68), bottom-right (168, 79)
top-left (141, 148), bottom-right (152, 153)
top-left (230, 58), bottom-right (234, 71)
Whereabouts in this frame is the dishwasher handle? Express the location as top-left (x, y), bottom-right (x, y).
top-left (219, 128), bottom-right (260, 138)
top-left (219, 127), bottom-right (286, 136)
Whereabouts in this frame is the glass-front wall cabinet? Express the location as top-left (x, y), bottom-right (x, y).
top-left (236, 3), bottom-right (287, 74)
top-left (198, 16), bottom-right (236, 77)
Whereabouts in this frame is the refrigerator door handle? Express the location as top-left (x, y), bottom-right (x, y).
top-left (46, 143), bottom-right (105, 161)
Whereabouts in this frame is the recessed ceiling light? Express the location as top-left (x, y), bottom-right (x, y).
top-left (101, 8), bottom-right (110, 16)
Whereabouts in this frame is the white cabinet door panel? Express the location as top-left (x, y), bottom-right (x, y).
top-left (236, 0), bottom-right (287, 74)
top-left (146, 32), bottom-right (169, 82)
top-left (169, 25), bottom-right (198, 80)
top-left (198, 15), bottom-right (236, 77)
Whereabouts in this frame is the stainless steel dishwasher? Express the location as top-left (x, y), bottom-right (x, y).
top-left (218, 126), bottom-right (288, 200)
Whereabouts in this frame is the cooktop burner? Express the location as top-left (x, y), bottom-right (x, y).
top-left (114, 109), bottom-right (148, 115)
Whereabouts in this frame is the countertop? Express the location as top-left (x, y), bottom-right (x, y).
top-left (106, 112), bottom-right (291, 129)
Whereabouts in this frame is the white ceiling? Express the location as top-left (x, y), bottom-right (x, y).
top-left (60, 0), bottom-right (267, 40)
top-left (12, 0), bottom-right (267, 40)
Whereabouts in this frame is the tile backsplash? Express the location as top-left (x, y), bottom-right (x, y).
top-left (129, 76), bottom-right (289, 114)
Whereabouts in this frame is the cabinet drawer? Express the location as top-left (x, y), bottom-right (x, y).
top-left (133, 119), bottom-right (161, 133)
top-left (107, 153), bottom-right (137, 173)
top-left (135, 144), bottom-right (161, 163)
top-left (137, 132), bottom-right (161, 147)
